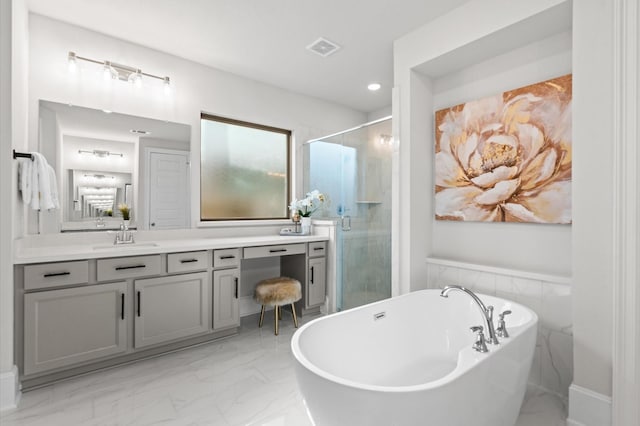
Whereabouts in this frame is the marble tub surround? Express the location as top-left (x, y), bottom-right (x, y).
top-left (0, 313), bottom-right (567, 426)
top-left (426, 258), bottom-right (573, 404)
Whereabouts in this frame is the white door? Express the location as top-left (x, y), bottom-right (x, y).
top-left (148, 150), bottom-right (189, 229)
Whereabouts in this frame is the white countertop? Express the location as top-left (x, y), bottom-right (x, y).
top-left (14, 234), bottom-right (329, 264)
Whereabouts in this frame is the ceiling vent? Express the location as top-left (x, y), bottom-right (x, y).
top-left (306, 37), bottom-right (341, 57)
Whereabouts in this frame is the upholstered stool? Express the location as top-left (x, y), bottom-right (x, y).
top-left (254, 277), bottom-right (302, 335)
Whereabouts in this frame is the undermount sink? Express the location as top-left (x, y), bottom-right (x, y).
top-left (92, 242), bottom-right (159, 250)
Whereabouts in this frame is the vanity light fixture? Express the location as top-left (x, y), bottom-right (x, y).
top-left (130, 129), bottom-right (151, 135)
top-left (78, 149), bottom-right (123, 158)
top-left (83, 174), bottom-right (115, 179)
top-left (68, 51), bottom-right (170, 90)
top-left (368, 83), bottom-right (381, 91)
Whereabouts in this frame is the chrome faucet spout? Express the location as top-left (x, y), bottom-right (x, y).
top-left (440, 285), bottom-right (499, 345)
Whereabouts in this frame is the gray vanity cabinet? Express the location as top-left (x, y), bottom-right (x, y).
top-left (24, 281), bottom-right (127, 375)
top-left (212, 268), bottom-right (240, 330)
top-left (307, 256), bottom-right (327, 308)
top-left (133, 272), bottom-right (210, 348)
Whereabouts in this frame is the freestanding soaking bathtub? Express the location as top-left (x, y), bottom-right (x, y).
top-left (291, 288), bottom-right (538, 426)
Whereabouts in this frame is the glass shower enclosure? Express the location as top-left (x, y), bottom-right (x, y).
top-left (304, 117), bottom-right (392, 311)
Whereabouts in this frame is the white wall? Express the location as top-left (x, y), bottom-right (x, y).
top-left (26, 14), bottom-right (367, 235)
top-left (430, 31), bottom-right (572, 276)
top-left (367, 105), bottom-right (391, 122)
top-left (393, 0), bottom-right (571, 294)
top-left (571, 0), bottom-right (614, 400)
top-left (1, 0), bottom-right (28, 410)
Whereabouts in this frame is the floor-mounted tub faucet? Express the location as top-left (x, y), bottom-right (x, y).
top-left (440, 285), bottom-right (499, 345)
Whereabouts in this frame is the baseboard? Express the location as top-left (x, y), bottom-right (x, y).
top-left (0, 365), bottom-right (20, 411)
top-left (567, 384), bottom-right (612, 426)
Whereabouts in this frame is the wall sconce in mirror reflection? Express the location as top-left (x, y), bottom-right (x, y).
top-left (379, 134), bottom-right (393, 146)
top-left (78, 149), bottom-right (123, 158)
top-left (68, 51), bottom-right (171, 94)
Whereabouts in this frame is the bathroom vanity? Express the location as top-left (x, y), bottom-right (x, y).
top-left (13, 234), bottom-right (328, 388)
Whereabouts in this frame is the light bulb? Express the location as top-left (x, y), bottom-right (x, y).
top-left (103, 62), bottom-right (113, 81)
top-left (129, 69), bottom-right (142, 87)
top-left (163, 76), bottom-right (171, 94)
top-left (68, 51), bottom-right (77, 73)
top-left (368, 83), bottom-right (381, 91)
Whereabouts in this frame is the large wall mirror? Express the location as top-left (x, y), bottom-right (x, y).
top-left (39, 101), bottom-right (191, 232)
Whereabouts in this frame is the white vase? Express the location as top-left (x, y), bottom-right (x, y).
top-left (300, 217), bottom-right (311, 235)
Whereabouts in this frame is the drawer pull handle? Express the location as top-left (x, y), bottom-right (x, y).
top-left (180, 259), bottom-right (199, 264)
top-left (313, 247), bottom-right (324, 251)
top-left (269, 248), bottom-right (287, 253)
top-left (43, 271), bottom-right (71, 278)
top-left (219, 255), bottom-right (236, 259)
top-left (137, 291), bottom-right (141, 317)
top-left (234, 277), bottom-right (239, 299)
top-left (311, 266), bottom-right (315, 284)
top-left (115, 264), bottom-right (146, 271)
top-left (121, 294), bottom-right (125, 320)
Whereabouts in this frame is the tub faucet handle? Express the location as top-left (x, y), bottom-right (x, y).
top-left (496, 310), bottom-right (512, 338)
top-left (470, 325), bottom-right (489, 353)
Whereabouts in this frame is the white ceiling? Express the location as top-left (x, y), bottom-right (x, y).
top-left (42, 100), bottom-right (191, 143)
top-left (27, 0), bottom-right (470, 113)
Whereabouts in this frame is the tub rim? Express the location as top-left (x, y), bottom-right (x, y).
top-left (291, 289), bottom-right (539, 393)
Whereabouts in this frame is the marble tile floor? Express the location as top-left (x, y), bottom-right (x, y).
top-left (1, 312), bottom-right (567, 426)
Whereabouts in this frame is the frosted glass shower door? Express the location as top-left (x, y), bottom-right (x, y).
top-left (306, 118), bottom-right (392, 311)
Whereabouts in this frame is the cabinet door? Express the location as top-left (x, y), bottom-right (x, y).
top-left (134, 272), bottom-right (209, 348)
top-left (24, 281), bottom-right (127, 375)
top-left (213, 268), bottom-right (240, 330)
top-left (307, 257), bottom-right (326, 308)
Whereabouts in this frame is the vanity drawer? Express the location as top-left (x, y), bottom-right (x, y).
top-left (24, 261), bottom-right (89, 290)
top-left (167, 251), bottom-right (208, 273)
top-left (213, 248), bottom-right (240, 268)
top-left (308, 242), bottom-right (327, 257)
top-left (243, 243), bottom-right (306, 259)
top-left (97, 255), bottom-right (161, 282)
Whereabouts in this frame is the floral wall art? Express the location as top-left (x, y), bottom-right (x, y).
top-left (434, 74), bottom-right (572, 223)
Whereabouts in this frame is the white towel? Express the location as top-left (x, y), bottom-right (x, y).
top-left (28, 152), bottom-right (59, 211)
top-left (18, 157), bottom-right (32, 205)
top-left (47, 164), bottom-right (60, 209)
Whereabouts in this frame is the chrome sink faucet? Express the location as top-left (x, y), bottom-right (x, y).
top-left (440, 285), bottom-right (499, 345)
top-left (114, 222), bottom-right (135, 245)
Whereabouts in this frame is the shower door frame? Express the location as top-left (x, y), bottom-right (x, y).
top-left (305, 115), bottom-right (393, 311)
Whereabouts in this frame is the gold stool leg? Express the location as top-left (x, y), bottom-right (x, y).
top-left (291, 303), bottom-right (299, 328)
top-left (259, 305), bottom-right (265, 327)
top-left (274, 306), bottom-right (279, 335)
top-left (278, 305), bottom-right (282, 320)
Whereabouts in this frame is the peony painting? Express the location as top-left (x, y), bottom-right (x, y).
top-left (434, 74), bottom-right (572, 223)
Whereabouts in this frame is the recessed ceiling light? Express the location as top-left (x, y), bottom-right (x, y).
top-left (102, 109), bottom-right (112, 114)
top-left (368, 83), bottom-right (381, 91)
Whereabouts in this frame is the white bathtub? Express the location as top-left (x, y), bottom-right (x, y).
top-left (291, 289), bottom-right (538, 426)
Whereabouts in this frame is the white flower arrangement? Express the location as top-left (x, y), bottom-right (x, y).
top-left (289, 190), bottom-right (325, 218)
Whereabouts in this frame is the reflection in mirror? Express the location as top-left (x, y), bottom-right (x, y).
top-left (68, 170), bottom-right (132, 220)
top-left (39, 100), bottom-right (191, 232)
